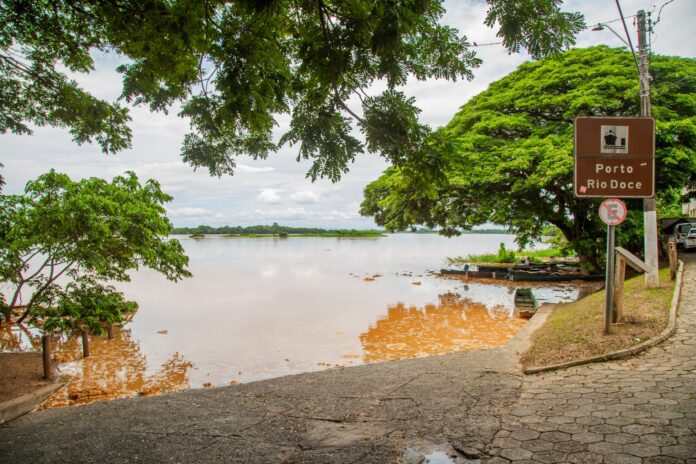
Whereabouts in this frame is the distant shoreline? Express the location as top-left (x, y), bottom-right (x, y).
top-left (170, 225), bottom-right (510, 237)
top-left (169, 230), bottom-right (513, 239)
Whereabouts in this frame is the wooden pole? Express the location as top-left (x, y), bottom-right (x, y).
top-left (81, 328), bottom-right (90, 358)
top-left (612, 256), bottom-right (627, 323)
top-left (42, 334), bottom-right (52, 380)
top-left (107, 324), bottom-right (114, 340)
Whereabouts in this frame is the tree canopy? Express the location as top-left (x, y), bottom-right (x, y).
top-left (360, 46), bottom-right (696, 271)
top-left (0, 170), bottom-right (192, 331)
top-left (1, 0), bottom-right (583, 180)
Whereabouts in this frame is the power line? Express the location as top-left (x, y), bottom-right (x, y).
top-left (470, 12), bottom-right (641, 49)
top-left (614, 0), bottom-right (641, 80)
top-left (653, 0), bottom-right (676, 27)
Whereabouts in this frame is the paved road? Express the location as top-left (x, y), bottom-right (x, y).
top-left (1, 256), bottom-right (693, 463)
top-left (485, 253), bottom-right (696, 464)
top-left (0, 326), bottom-right (523, 463)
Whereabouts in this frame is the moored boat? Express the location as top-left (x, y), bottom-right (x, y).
top-left (514, 288), bottom-right (537, 319)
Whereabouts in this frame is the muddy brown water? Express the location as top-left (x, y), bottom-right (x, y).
top-left (1, 234), bottom-right (595, 408)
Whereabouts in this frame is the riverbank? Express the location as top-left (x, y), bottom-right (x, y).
top-left (0, 353), bottom-right (52, 404)
top-left (521, 267), bottom-right (675, 369)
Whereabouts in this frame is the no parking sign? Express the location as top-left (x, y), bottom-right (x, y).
top-left (599, 198), bottom-right (627, 226)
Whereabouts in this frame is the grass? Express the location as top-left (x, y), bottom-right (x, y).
top-left (521, 267), bottom-right (675, 369)
top-left (448, 247), bottom-right (571, 265)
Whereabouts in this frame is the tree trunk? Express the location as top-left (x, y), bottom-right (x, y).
top-left (82, 328), bottom-right (90, 358)
top-left (1, 308), bottom-right (11, 325)
top-left (553, 220), bottom-right (602, 273)
top-left (42, 334), bottom-right (52, 380)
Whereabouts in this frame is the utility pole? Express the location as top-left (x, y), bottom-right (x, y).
top-left (637, 9), bottom-right (659, 288)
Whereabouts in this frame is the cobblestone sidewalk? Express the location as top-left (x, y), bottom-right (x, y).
top-left (484, 255), bottom-right (696, 464)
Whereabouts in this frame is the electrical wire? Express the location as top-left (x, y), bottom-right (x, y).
top-left (653, 0), bottom-right (676, 27)
top-left (469, 12), bottom-right (641, 49)
top-left (614, 0), bottom-right (641, 80)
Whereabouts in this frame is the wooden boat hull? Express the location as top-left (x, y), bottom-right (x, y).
top-left (509, 272), bottom-right (604, 282)
top-left (517, 310), bottom-right (536, 319)
top-left (440, 269), bottom-right (509, 279)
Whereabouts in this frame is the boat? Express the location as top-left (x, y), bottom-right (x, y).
top-left (439, 268), bottom-right (509, 279)
top-left (514, 288), bottom-right (537, 319)
top-left (508, 270), bottom-right (604, 282)
top-left (440, 262), bottom-right (604, 282)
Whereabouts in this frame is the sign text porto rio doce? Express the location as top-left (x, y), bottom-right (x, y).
top-left (574, 117), bottom-right (655, 198)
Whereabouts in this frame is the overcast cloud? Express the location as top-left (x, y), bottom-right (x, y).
top-left (2, 0), bottom-right (694, 228)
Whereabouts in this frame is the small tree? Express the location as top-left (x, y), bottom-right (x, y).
top-left (0, 170), bottom-right (191, 327)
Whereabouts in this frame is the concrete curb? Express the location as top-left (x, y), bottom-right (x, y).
top-left (523, 260), bottom-right (685, 375)
top-left (0, 382), bottom-right (68, 425)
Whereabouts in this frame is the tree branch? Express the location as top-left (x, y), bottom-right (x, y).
top-left (17, 259), bottom-right (76, 323)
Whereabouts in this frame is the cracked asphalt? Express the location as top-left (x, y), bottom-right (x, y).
top-left (0, 330), bottom-right (522, 463)
top-left (1, 255), bottom-right (694, 463)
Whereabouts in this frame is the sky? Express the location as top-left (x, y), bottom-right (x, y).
top-left (2, 0), bottom-right (695, 229)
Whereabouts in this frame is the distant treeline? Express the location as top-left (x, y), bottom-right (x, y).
top-left (406, 228), bottom-right (509, 234)
top-left (170, 224), bottom-right (511, 236)
top-left (170, 224), bottom-right (384, 236)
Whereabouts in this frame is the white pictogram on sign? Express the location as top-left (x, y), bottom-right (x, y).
top-left (600, 125), bottom-right (629, 154)
top-left (599, 198), bottom-right (627, 226)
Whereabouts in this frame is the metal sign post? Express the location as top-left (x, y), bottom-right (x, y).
top-left (604, 225), bottom-right (616, 334)
top-left (599, 198), bottom-right (627, 334)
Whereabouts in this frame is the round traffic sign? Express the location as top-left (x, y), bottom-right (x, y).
top-left (599, 198), bottom-right (627, 226)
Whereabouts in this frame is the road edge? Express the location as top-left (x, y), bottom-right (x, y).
top-left (523, 260), bottom-right (685, 375)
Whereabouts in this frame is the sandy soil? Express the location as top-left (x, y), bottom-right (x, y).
top-left (0, 352), bottom-right (53, 403)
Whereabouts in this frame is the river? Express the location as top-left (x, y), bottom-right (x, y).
top-left (1, 233), bottom-right (594, 407)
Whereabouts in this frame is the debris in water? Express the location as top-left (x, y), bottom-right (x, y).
top-left (411, 281), bottom-right (422, 285)
top-left (157, 330), bottom-right (168, 334)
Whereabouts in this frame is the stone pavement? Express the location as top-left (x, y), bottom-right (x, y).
top-left (484, 253), bottom-right (696, 464)
top-left (1, 257), bottom-right (694, 463)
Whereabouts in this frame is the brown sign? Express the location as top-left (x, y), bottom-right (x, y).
top-left (574, 117), bottom-right (655, 198)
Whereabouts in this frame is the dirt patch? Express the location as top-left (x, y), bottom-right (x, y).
top-left (521, 268), bottom-right (674, 369)
top-left (0, 352), bottom-right (54, 403)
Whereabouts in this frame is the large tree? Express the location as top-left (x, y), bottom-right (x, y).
top-left (0, 170), bottom-right (192, 329)
top-left (360, 47), bottom-right (696, 271)
top-left (1, 0), bottom-right (583, 180)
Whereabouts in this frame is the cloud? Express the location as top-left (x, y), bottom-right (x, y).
top-left (290, 190), bottom-right (321, 204)
top-left (253, 207), bottom-right (307, 220)
top-left (237, 164), bottom-right (275, 173)
top-left (166, 207), bottom-right (211, 217)
top-left (257, 188), bottom-right (283, 204)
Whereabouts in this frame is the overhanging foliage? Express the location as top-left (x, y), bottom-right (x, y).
top-left (361, 47), bottom-right (696, 271)
top-left (1, 0), bottom-right (584, 180)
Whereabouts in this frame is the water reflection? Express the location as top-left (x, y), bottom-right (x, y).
top-left (0, 323), bottom-right (40, 351)
top-left (0, 325), bottom-right (193, 408)
top-left (360, 293), bottom-right (527, 363)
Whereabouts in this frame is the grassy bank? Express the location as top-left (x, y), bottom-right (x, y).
top-left (448, 243), bottom-right (571, 265)
top-left (521, 268), bottom-right (674, 369)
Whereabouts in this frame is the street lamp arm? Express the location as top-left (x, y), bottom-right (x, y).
top-left (592, 23), bottom-right (631, 48)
